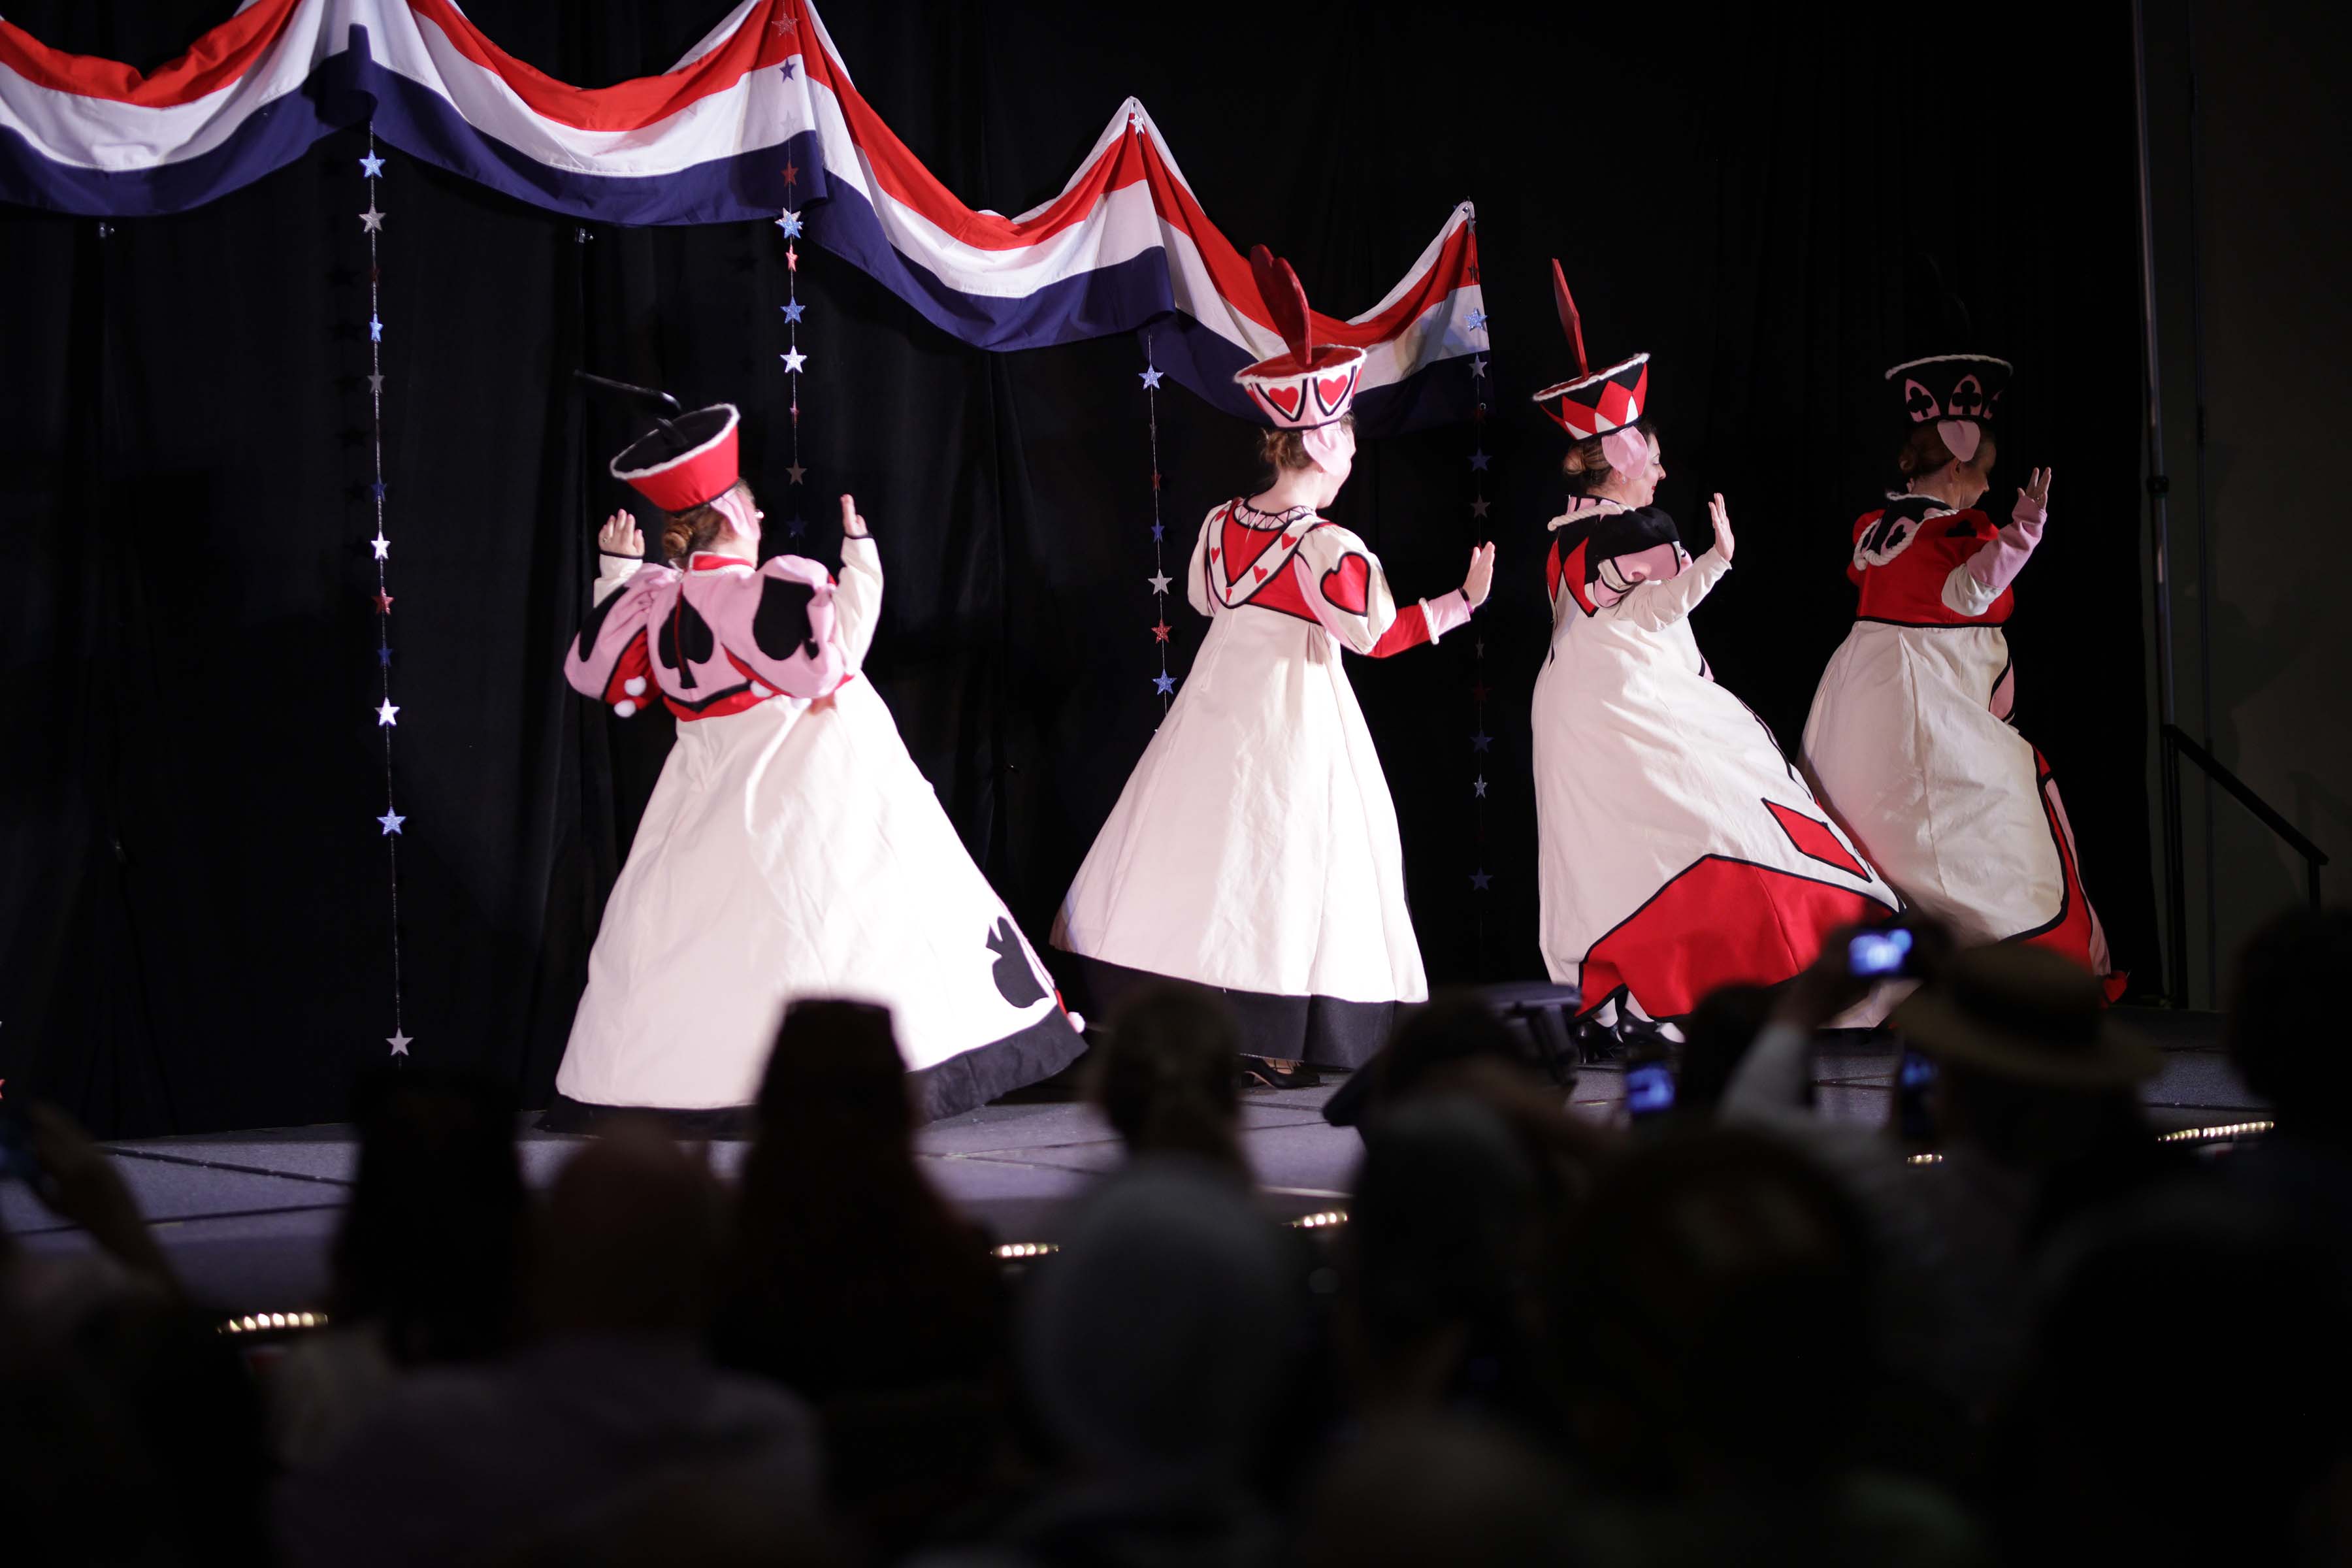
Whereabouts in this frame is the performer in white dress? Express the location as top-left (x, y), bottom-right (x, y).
top-left (1802, 352), bottom-right (2125, 997)
top-left (547, 403), bottom-right (1085, 1128)
top-left (1528, 263), bottom-right (1898, 1032)
top-left (1053, 249), bottom-right (1497, 1077)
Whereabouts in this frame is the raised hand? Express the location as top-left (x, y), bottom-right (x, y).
top-left (840, 493), bottom-right (871, 540)
top-left (1709, 493), bottom-right (1736, 562)
top-left (596, 509), bottom-right (643, 558)
top-left (1462, 542), bottom-right (1497, 608)
top-left (2016, 466), bottom-right (2053, 521)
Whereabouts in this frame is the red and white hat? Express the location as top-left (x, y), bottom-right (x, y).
top-left (610, 402), bottom-right (741, 513)
top-left (1233, 246), bottom-right (1364, 430)
top-left (1531, 260), bottom-right (1650, 442)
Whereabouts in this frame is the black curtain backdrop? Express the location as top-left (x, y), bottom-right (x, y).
top-left (0, 1), bottom-right (2155, 1135)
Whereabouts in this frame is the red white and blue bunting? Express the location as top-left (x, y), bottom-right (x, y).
top-left (0, 0), bottom-right (1488, 430)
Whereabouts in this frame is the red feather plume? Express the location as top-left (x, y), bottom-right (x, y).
top-left (1250, 244), bottom-right (1313, 366)
top-left (1550, 259), bottom-right (1589, 379)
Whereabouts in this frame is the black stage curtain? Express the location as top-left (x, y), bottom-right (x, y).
top-left (0, 1), bottom-right (2155, 1134)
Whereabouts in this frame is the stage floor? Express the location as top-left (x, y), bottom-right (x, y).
top-left (2, 1009), bottom-right (2265, 1319)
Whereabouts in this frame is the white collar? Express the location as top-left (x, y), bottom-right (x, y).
top-left (1547, 494), bottom-right (1631, 531)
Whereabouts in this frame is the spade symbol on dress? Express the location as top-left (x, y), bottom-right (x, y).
top-left (986, 917), bottom-right (1048, 1009)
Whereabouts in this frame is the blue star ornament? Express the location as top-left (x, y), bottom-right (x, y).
top-left (1150, 523), bottom-right (1165, 542)
top-left (1471, 730), bottom-right (1492, 752)
top-left (377, 809), bottom-right (405, 834)
top-left (359, 151), bottom-right (385, 179)
top-left (778, 58), bottom-right (798, 80)
top-left (368, 316), bottom-right (383, 342)
top-left (368, 479), bottom-right (387, 500)
top-left (1469, 869), bottom-right (1493, 891)
top-left (1152, 672), bottom-right (1176, 696)
top-left (1469, 449), bottom-right (1491, 472)
top-left (775, 208), bottom-right (804, 237)
top-left (378, 645), bottom-right (393, 667)
top-left (781, 301), bottom-right (806, 323)
top-left (1463, 308), bottom-right (1488, 333)
top-left (1139, 365), bottom-right (1164, 390)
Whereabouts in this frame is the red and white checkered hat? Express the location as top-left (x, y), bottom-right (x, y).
top-left (1531, 260), bottom-right (1649, 440)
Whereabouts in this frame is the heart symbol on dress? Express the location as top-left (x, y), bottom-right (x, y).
top-left (1253, 563), bottom-right (1269, 581)
top-left (1209, 546), bottom-right (1220, 562)
top-left (1320, 552), bottom-right (1371, 615)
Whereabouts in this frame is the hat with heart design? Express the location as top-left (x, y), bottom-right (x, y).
top-left (1233, 246), bottom-right (1365, 431)
top-left (1533, 259), bottom-right (1650, 452)
top-left (610, 402), bottom-right (742, 514)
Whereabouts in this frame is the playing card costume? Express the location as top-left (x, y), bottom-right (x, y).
top-left (1051, 250), bottom-right (1473, 1066)
top-left (1528, 264), bottom-right (1897, 1024)
top-left (1801, 355), bottom-right (2125, 996)
top-left (547, 404), bottom-right (1084, 1127)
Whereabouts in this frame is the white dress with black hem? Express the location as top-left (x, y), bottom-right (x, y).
top-left (1051, 498), bottom-right (1468, 1066)
top-left (551, 539), bottom-right (1084, 1125)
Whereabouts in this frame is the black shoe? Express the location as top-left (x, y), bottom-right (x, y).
top-left (1239, 1056), bottom-right (1324, 1090)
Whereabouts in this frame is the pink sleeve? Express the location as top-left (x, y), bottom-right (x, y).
top-left (564, 566), bottom-right (672, 713)
top-left (1968, 492), bottom-right (2047, 596)
top-left (694, 555), bottom-right (849, 699)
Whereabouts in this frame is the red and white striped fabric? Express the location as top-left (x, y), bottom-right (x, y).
top-left (0, 0), bottom-right (1488, 425)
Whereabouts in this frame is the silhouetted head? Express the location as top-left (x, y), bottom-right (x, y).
top-left (2225, 906), bottom-right (2352, 1139)
top-left (1092, 983), bottom-right (1246, 1174)
top-left (336, 1068), bottom-right (527, 1364)
top-left (533, 1119), bottom-right (723, 1339)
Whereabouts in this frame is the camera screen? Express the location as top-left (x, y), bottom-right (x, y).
top-left (1625, 1063), bottom-right (1675, 1117)
top-left (1848, 928), bottom-right (1914, 977)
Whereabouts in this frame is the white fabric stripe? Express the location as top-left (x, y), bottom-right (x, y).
top-left (380, 3), bottom-right (804, 173)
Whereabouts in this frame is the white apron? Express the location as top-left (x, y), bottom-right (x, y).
top-left (1801, 494), bottom-right (2120, 991)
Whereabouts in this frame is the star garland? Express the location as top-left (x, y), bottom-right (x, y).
top-left (358, 127), bottom-right (410, 1059)
top-left (1139, 341), bottom-right (1175, 711)
top-left (1464, 235), bottom-right (1492, 970)
top-left (776, 145), bottom-right (810, 538)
